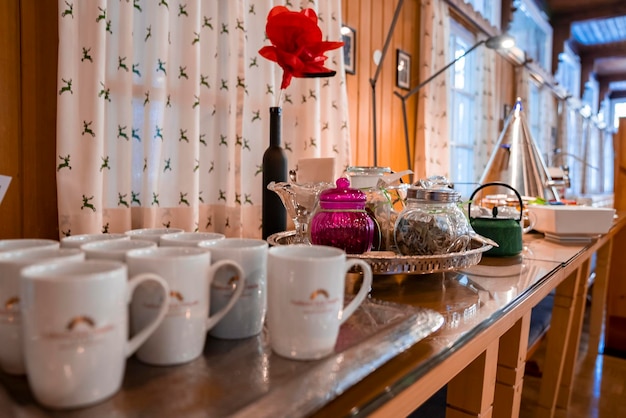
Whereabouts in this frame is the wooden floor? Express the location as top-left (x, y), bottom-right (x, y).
top-left (520, 307), bottom-right (626, 418)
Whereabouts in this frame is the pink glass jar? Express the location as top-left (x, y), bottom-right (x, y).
top-left (310, 178), bottom-right (374, 254)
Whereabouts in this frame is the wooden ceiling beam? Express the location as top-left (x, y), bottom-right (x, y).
top-left (578, 42), bottom-right (626, 60)
top-left (549, 2), bottom-right (626, 25)
top-left (597, 73), bottom-right (626, 84)
top-left (609, 90), bottom-right (626, 99)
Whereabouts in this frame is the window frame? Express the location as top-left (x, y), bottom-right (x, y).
top-left (448, 19), bottom-right (479, 197)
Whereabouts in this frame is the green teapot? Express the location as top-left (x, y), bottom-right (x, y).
top-left (468, 183), bottom-right (531, 257)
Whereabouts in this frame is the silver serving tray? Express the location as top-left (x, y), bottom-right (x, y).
top-left (0, 299), bottom-right (444, 418)
top-left (267, 231), bottom-right (492, 275)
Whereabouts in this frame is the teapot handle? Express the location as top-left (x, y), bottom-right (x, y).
top-left (468, 182), bottom-right (524, 223)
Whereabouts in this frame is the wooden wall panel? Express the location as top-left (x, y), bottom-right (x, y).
top-left (606, 118), bottom-right (626, 353)
top-left (0, 0), bottom-right (58, 239)
top-left (341, 0), bottom-right (420, 175)
top-left (20, 0), bottom-right (59, 239)
top-left (0, 1), bottom-right (23, 239)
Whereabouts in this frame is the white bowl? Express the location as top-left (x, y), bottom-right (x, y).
top-left (527, 205), bottom-right (616, 236)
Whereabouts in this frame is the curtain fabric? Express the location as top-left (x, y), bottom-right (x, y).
top-left (56, 0), bottom-right (350, 238)
top-left (415, 0), bottom-right (450, 179)
top-left (566, 107), bottom-right (585, 197)
top-left (474, 45), bottom-right (498, 179)
top-left (540, 90), bottom-right (557, 161)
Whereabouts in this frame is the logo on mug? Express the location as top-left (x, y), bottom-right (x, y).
top-left (3, 296), bottom-right (20, 311)
top-left (162, 289), bottom-right (199, 315)
top-left (169, 290), bottom-right (184, 302)
top-left (310, 289), bottom-right (329, 300)
top-left (212, 275), bottom-right (241, 291)
top-left (43, 315), bottom-right (114, 349)
top-left (66, 315), bottom-right (96, 330)
top-left (291, 288), bottom-right (338, 314)
top-left (0, 296), bottom-right (21, 323)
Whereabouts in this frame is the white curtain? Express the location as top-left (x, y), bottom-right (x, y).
top-left (415, 0), bottom-right (450, 178)
top-left (566, 104), bottom-right (585, 197)
top-left (474, 44), bottom-right (498, 178)
top-left (56, 0), bottom-right (350, 238)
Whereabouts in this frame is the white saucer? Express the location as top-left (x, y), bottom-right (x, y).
top-left (544, 233), bottom-right (600, 244)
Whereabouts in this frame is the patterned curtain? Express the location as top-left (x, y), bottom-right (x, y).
top-left (585, 121), bottom-right (601, 194)
top-left (56, 0), bottom-right (350, 238)
top-left (602, 128), bottom-right (614, 193)
top-left (474, 44), bottom-right (498, 179)
top-left (540, 90), bottom-right (557, 162)
top-left (566, 104), bottom-right (585, 197)
top-left (415, 0), bottom-right (450, 179)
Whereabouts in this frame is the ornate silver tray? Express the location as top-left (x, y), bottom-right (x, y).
top-left (267, 231), bottom-right (492, 275)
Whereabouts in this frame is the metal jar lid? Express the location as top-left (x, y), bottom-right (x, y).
top-left (406, 186), bottom-right (461, 202)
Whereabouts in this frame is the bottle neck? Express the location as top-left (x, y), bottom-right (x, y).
top-left (269, 107), bottom-right (281, 147)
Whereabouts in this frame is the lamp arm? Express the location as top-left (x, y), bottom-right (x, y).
top-left (371, 0), bottom-right (406, 86)
top-left (369, 0), bottom-right (406, 166)
top-left (400, 39), bottom-right (486, 101)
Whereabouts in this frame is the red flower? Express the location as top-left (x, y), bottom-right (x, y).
top-left (258, 6), bottom-right (344, 90)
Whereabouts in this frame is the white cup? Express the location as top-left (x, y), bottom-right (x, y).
top-left (0, 247), bottom-right (85, 375)
top-left (199, 238), bottom-right (268, 339)
top-left (126, 247), bottom-right (245, 365)
top-left (81, 239), bottom-right (157, 262)
top-left (160, 232), bottom-right (225, 247)
top-left (60, 233), bottom-right (129, 248)
top-left (124, 228), bottom-right (185, 244)
top-left (267, 245), bottom-right (373, 360)
top-left (20, 260), bottom-right (169, 409)
top-left (0, 239), bottom-right (59, 253)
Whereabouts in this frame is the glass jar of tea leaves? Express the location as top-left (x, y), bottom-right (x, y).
top-left (394, 179), bottom-right (471, 256)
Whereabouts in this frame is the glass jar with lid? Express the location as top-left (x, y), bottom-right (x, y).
top-left (345, 166), bottom-right (409, 251)
top-left (394, 177), bottom-right (471, 256)
top-left (310, 177), bottom-right (375, 254)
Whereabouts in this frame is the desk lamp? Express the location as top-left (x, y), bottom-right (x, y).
top-left (479, 98), bottom-right (561, 202)
top-left (393, 34), bottom-right (515, 182)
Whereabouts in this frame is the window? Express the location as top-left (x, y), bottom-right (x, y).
top-left (509, 0), bottom-right (552, 73)
top-left (555, 44), bottom-right (581, 99)
top-left (528, 81), bottom-right (544, 156)
top-left (448, 21), bottom-right (477, 198)
top-left (464, 0), bottom-right (501, 29)
top-left (613, 99), bottom-right (626, 130)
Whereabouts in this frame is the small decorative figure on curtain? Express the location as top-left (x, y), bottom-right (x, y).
top-left (258, 6), bottom-right (344, 239)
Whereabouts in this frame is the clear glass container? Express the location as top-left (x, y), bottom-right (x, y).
top-left (345, 166), bottom-right (392, 189)
top-left (310, 178), bottom-right (374, 254)
top-left (394, 180), bottom-right (471, 256)
top-left (346, 166), bottom-right (408, 251)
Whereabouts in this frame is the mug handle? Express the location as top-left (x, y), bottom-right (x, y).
top-left (125, 273), bottom-right (170, 357)
top-left (522, 210), bottom-right (537, 233)
top-left (205, 260), bottom-right (245, 331)
top-left (339, 259), bottom-right (373, 325)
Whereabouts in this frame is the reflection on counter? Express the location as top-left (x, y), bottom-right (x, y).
top-left (366, 272), bottom-right (480, 330)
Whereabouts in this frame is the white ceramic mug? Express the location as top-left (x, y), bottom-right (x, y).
top-left (199, 238), bottom-right (268, 339)
top-left (60, 233), bottom-right (129, 249)
top-left (160, 232), bottom-right (225, 247)
top-left (0, 247), bottom-right (85, 375)
top-left (20, 260), bottom-right (169, 409)
top-left (0, 239), bottom-right (59, 253)
top-left (81, 239), bottom-right (157, 262)
top-left (124, 228), bottom-right (185, 244)
top-left (267, 245), bottom-right (373, 360)
top-left (126, 247), bottom-right (245, 365)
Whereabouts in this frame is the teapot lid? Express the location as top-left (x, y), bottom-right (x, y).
top-left (319, 177), bottom-right (366, 208)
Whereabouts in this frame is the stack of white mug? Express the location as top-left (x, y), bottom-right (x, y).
top-left (0, 229), bottom-right (371, 409)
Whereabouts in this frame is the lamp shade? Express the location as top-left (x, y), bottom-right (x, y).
top-left (479, 98), bottom-right (560, 202)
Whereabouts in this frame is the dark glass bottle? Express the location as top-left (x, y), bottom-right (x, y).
top-left (262, 107), bottom-right (287, 239)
